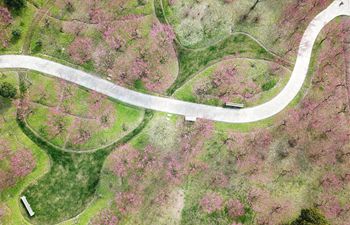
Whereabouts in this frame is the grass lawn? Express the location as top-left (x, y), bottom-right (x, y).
top-left (0, 3), bottom-right (37, 54)
top-left (0, 72), bottom-right (50, 225)
top-left (21, 142), bottom-right (109, 225)
top-left (25, 71), bottom-right (145, 151)
top-left (167, 34), bottom-right (275, 94)
top-left (173, 58), bottom-right (290, 107)
top-left (19, 110), bottom-right (153, 225)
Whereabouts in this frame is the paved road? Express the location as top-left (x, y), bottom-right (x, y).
top-left (0, 0), bottom-right (349, 123)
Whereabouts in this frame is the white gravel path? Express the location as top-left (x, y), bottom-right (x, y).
top-left (0, 0), bottom-right (349, 123)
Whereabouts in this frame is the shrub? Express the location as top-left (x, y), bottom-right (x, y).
top-left (32, 40), bottom-right (43, 53)
top-left (4, 0), bottom-right (26, 11)
top-left (0, 82), bottom-right (17, 98)
top-left (290, 208), bottom-right (330, 225)
top-left (11, 29), bottom-right (21, 43)
top-left (261, 79), bottom-right (277, 91)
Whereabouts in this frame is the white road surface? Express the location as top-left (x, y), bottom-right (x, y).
top-left (0, 0), bottom-right (349, 123)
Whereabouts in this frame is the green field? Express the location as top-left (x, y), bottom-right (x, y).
top-left (25, 71), bottom-right (145, 151)
top-left (174, 58), bottom-right (290, 107)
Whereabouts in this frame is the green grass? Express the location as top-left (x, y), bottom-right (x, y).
top-left (25, 71), bottom-right (145, 151)
top-left (19, 110), bottom-right (153, 224)
top-left (0, 4), bottom-right (36, 54)
top-left (0, 72), bottom-right (50, 225)
top-left (261, 79), bottom-right (277, 91)
top-left (174, 58), bottom-right (290, 107)
top-left (21, 139), bottom-right (109, 225)
top-left (30, 16), bottom-right (75, 59)
top-left (167, 34), bottom-right (275, 94)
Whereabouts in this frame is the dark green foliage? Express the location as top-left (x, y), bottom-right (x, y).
top-left (0, 81), bottom-right (17, 98)
top-left (4, 0), bottom-right (26, 11)
top-left (261, 79), bottom-right (277, 91)
top-left (64, 1), bottom-right (74, 13)
top-left (11, 29), bottom-right (21, 43)
top-left (32, 40), bottom-right (43, 53)
top-left (290, 208), bottom-right (330, 225)
top-left (153, 0), bottom-right (167, 23)
top-left (138, 0), bottom-right (147, 6)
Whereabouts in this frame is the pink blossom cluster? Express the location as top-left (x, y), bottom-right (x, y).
top-left (131, 58), bottom-right (150, 78)
top-left (68, 37), bottom-right (93, 64)
top-left (321, 173), bottom-right (342, 191)
top-left (0, 7), bottom-right (12, 48)
top-left (150, 22), bottom-right (175, 46)
top-left (0, 7), bottom-right (12, 24)
top-left (165, 156), bottom-right (183, 185)
top-left (227, 199), bottom-right (245, 218)
top-left (90, 209), bottom-right (119, 225)
top-left (103, 26), bottom-right (125, 51)
top-left (200, 192), bottom-right (224, 213)
top-left (109, 144), bottom-right (157, 178)
top-left (115, 191), bottom-right (142, 215)
top-left (47, 107), bottom-right (65, 137)
top-left (10, 149), bottom-right (36, 177)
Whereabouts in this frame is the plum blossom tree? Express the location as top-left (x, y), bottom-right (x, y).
top-left (115, 191), bottom-right (143, 215)
top-left (150, 22), bottom-right (176, 46)
top-left (68, 37), bottom-right (93, 64)
top-left (227, 199), bottom-right (245, 218)
top-left (0, 7), bottom-right (12, 48)
top-left (90, 209), bottom-right (119, 225)
top-left (47, 107), bottom-right (66, 137)
top-left (194, 64), bottom-right (260, 104)
top-left (10, 149), bottom-right (36, 177)
top-left (103, 26), bottom-right (125, 51)
top-left (200, 192), bottom-right (224, 213)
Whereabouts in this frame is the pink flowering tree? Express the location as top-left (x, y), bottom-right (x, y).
top-left (10, 149), bottom-right (36, 177)
top-left (47, 107), bottom-right (67, 137)
top-left (194, 64), bottom-right (260, 104)
top-left (200, 192), bottom-right (224, 213)
top-left (150, 22), bottom-right (175, 47)
top-left (68, 37), bottom-right (93, 64)
top-left (0, 7), bottom-right (12, 48)
top-left (227, 199), bottom-right (245, 218)
top-left (90, 209), bottom-right (119, 225)
top-left (103, 26), bottom-right (125, 51)
top-left (115, 191), bottom-right (143, 215)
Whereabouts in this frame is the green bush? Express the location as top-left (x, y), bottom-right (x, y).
top-left (0, 82), bottom-right (17, 98)
top-left (261, 79), bottom-right (277, 91)
top-left (11, 29), bottom-right (21, 43)
top-left (290, 208), bottom-right (329, 225)
top-left (4, 0), bottom-right (26, 11)
top-left (32, 40), bottom-right (43, 53)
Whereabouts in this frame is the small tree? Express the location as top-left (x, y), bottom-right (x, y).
top-left (0, 82), bottom-right (17, 98)
top-left (290, 208), bottom-right (330, 225)
top-left (4, 0), bottom-right (26, 11)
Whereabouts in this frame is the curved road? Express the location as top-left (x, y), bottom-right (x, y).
top-left (0, 0), bottom-right (349, 123)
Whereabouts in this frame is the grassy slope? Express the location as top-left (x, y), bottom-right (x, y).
top-left (167, 33), bottom-right (275, 95)
top-left (19, 111), bottom-right (153, 225)
top-left (0, 4), bottom-right (36, 54)
top-left (153, 0), bottom-right (276, 94)
top-left (0, 72), bottom-right (50, 225)
top-left (25, 71), bottom-right (145, 151)
top-left (173, 58), bottom-right (291, 107)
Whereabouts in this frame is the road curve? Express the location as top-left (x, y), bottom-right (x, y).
top-left (0, 0), bottom-right (349, 123)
